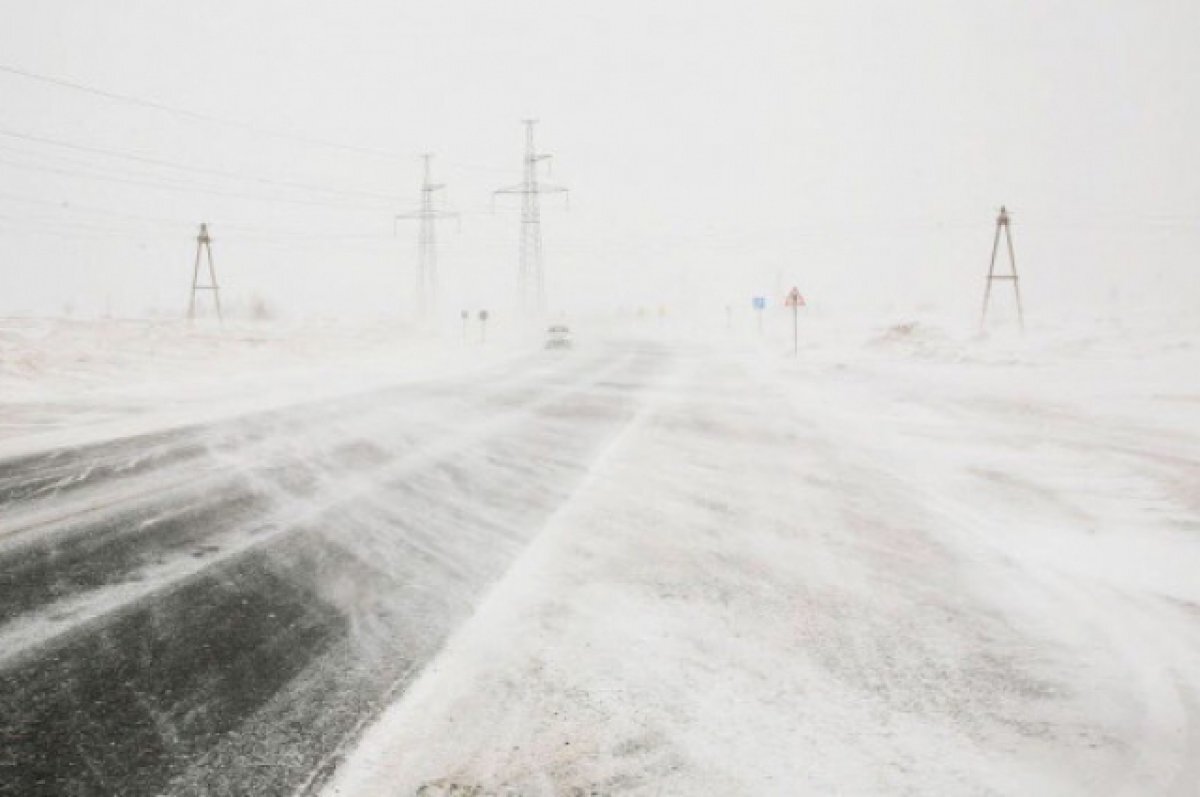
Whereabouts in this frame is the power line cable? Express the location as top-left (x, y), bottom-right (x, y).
top-left (0, 211), bottom-right (180, 239)
top-left (0, 190), bottom-right (197, 228)
top-left (0, 155), bottom-right (394, 213)
top-left (0, 63), bottom-right (408, 161)
top-left (0, 127), bottom-right (401, 203)
top-left (0, 190), bottom-right (401, 242)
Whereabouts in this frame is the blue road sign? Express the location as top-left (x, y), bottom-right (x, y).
top-left (752, 297), bottom-right (766, 310)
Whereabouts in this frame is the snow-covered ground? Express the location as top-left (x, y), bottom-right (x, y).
top-left (2, 313), bottom-right (1197, 795)
top-left (323, 316), bottom-right (1200, 796)
top-left (0, 329), bottom-right (660, 795)
top-left (0, 316), bottom-right (524, 458)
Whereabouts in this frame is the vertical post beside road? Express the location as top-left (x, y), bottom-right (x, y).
top-left (785, 287), bottom-right (805, 356)
top-left (792, 303), bottom-right (798, 354)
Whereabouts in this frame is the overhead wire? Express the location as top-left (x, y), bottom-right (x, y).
top-left (0, 63), bottom-right (515, 176)
top-left (0, 63), bottom-right (408, 162)
top-left (0, 154), bottom-right (396, 213)
top-left (0, 210), bottom-right (181, 240)
top-left (0, 189), bottom-right (197, 229)
top-left (0, 60), bottom-right (531, 247)
top-left (0, 191), bottom-right (402, 242)
top-left (0, 127), bottom-right (402, 203)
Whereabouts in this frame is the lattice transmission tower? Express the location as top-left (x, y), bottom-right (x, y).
top-left (397, 154), bottom-right (456, 319)
top-left (494, 120), bottom-right (568, 316)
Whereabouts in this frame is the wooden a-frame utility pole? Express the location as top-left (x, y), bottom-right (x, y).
top-left (187, 222), bottom-right (222, 323)
top-left (980, 205), bottom-right (1023, 331)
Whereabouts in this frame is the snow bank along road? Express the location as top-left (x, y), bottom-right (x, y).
top-left (0, 342), bottom-right (670, 795)
top-left (3, 334), bottom-right (1200, 796)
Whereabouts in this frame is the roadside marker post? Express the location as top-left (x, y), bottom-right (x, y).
top-left (785, 287), bottom-right (806, 355)
top-left (752, 296), bottom-right (766, 335)
top-left (478, 309), bottom-right (489, 344)
top-left (460, 310), bottom-right (469, 343)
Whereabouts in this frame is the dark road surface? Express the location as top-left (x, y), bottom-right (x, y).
top-left (0, 343), bottom-right (671, 796)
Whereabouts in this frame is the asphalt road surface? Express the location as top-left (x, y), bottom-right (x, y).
top-left (0, 342), bottom-right (670, 796)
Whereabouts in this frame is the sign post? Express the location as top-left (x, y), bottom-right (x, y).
top-left (784, 287), bottom-right (806, 355)
top-left (752, 296), bottom-right (766, 335)
top-left (460, 310), bottom-right (469, 343)
top-left (478, 309), bottom-right (489, 344)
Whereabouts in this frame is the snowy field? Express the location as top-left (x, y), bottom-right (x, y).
top-left (324, 315), bottom-right (1200, 796)
top-left (1, 314), bottom-right (1198, 795)
top-left (0, 317), bottom-right (523, 458)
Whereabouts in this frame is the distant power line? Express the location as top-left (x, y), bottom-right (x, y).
top-left (0, 154), bottom-right (393, 213)
top-left (0, 190), bottom-right (402, 243)
top-left (0, 64), bottom-right (518, 177)
top-left (0, 210), bottom-right (180, 239)
top-left (0, 127), bottom-right (401, 204)
top-left (0, 190), bottom-right (194, 228)
top-left (0, 217), bottom-right (401, 252)
top-left (0, 63), bottom-right (408, 161)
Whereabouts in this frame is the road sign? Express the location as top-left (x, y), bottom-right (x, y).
top-left (752, 296), bottom-right (766, 335)
top-left (785, 287), bottom-right (806, 308)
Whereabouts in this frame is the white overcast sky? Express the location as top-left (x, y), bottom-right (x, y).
top-left (0, 1), bottom-right (1196, 322)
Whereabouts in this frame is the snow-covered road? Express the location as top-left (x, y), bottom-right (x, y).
top-left (1, 328), bottom-right (1198, 796)
top-left (0, 341), bottom-right (670, 795)
top-left (324, 333), bottom-right (1200, 797)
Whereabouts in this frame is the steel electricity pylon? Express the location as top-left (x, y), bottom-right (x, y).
top-left (494, 120), bottom-right (568, 316)
top-left (187, 222), bottom-right (222, 322)
top-left (396, 154), bottom-right (456, 319)
top-left (980, 205), bottom-right (1024, 331)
